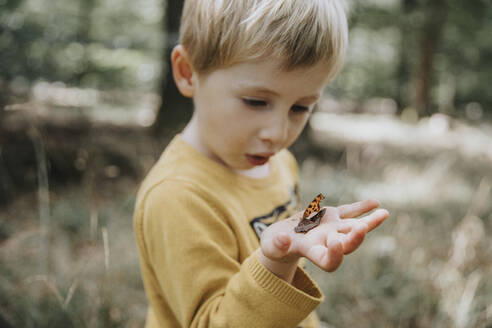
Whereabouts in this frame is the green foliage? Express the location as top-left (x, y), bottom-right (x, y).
top-left (440, 1), bottom-right (492, 111)
top-left (2, 0), bottom-right (491, 118)
top-left (330, 0), bottom-right (492, 117)
top-left (0, 0), bottom-right (163, 105)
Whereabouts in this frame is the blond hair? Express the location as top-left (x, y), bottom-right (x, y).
top-left (180, 0), bottom-right (348, 79)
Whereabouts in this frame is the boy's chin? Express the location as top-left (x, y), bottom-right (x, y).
top-left (220, 155), bottom-right (270, 172)
top-left (233, 160), bottom-right (271, 178)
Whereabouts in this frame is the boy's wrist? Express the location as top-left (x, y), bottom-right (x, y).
top-left (256, 249), bottom-right (299, 284)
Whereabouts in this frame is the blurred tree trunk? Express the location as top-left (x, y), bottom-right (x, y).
top-left (395, 0), bottom-right (417, 114)
top-left (0, 0), bottom-right (25, 117)
top-left (73, 0), bottom-right (95, 84)
top-left (413, 0), bottom-right (447, 117)
top-left (152, 0), bottom-right (192, 137)
top-left (0, 58), bottom-right (7, 115)
top-left (0, 94), bottom-right (6, 120)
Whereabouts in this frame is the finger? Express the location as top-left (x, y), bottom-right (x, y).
top-left (337, 218), bottom-right (364, 233)
top-left (324, 238), bottom-right (344, 271)
top-left (337, 220), bottom-right (353, 233)
top-left (338, 208), bottom-right (389, 231)
top-left (307, 240), bottom-right (344, 272)
top-left (260, 232), bottom-right (292, 261)
top-left (337, 199), bottom-right (380, 219)
top-left (340, 222), bottom-right (368, 254)
top-left (359, 208), bottom-right (389, 231)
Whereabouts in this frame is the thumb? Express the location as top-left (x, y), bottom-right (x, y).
top-left (261, 232), bottom-right (292, 261)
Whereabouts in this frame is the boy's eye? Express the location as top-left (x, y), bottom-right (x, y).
top-left (242, 98), bottom-right (267, 107)
top-left (291, 105), bottom-right (310, 113)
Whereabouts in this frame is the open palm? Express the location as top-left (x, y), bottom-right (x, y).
top-left (260, 199), bottom-right (389, 272)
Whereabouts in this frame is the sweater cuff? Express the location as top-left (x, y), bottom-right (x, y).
top-left (246, 252), bottom-right (323, 313)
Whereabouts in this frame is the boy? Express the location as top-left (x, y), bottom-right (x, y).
top-left (133, 0), bottom-right (389, 327)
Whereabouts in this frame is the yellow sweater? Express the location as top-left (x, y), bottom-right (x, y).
top-left (133, 135), bottom-right (323, 328)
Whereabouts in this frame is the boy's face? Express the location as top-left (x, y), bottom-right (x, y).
top-left (189, 58), bottom-right (333, 170)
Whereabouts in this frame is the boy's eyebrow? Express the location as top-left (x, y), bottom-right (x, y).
top-left (299, 94), bottom-right (321, 102)
top-left (239, 85), bottom-right (320, 102)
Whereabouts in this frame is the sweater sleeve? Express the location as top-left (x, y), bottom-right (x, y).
top-left (138, 180), bottom-right (322, 328)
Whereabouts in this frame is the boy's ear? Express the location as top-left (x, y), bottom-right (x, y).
top-left (171, 45), bottom-right (195, 98)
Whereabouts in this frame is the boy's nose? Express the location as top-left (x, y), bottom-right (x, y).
top-left (259, 116), bottom-right (288, 147)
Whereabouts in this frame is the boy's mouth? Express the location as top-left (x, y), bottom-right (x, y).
top-left (245, 153), bottom-right (273, 166)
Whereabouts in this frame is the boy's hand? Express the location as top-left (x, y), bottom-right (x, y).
top-left (257, 199), bottom-right (389, 281)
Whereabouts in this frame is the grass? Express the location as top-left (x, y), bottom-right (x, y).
top-left (300, 118), bottom-right (492, 327)
top-left (0, 180), bottom-right (146, 328)
top-left (1, 114), bottom-right (491, 327)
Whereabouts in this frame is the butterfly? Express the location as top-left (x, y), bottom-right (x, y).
top-left (295, 193), bottom-right (326, 233)
top-left (302, 193), bottom-right (325, 219)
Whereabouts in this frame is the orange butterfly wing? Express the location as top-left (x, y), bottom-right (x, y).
top-left (302, 193), bottom-right (325, 219)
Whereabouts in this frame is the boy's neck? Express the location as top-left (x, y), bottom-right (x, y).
top-left (234, 163), bottom-right (270, 179)
top-left (181, 117), bottom-right (211, 159)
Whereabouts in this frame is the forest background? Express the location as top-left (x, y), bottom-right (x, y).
top-left (0, 0), bottom-right (491, 327)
